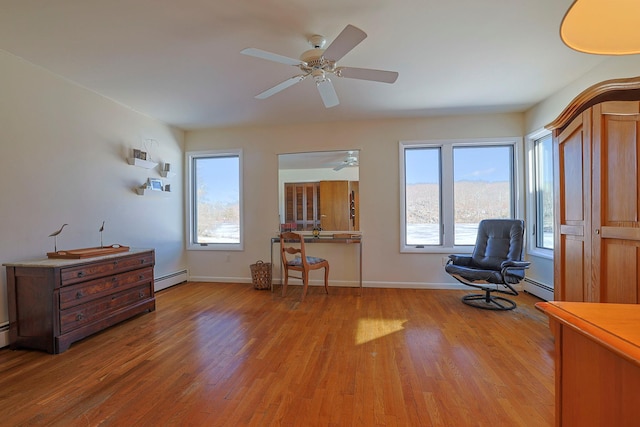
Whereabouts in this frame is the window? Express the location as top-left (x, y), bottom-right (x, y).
top-left (186, 150), bottom-right (243, 250)
top-left (527, 131), bottom-right (554, 257)
top-left (401, 139), bottom-right (518, 252)
top-left (453, 145), bottom-right (514, 245)
top-left (404, 147), bottom-right (441, 245)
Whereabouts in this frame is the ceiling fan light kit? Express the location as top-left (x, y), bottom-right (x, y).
top-left (241, 24), bottom-right (399, 108)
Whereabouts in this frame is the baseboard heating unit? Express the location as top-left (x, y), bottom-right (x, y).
top-left (0, 322), bottom-right (9, 349)
top-left (155, 269), bottom-right (188, 292)
top-left (523, 278), bottom-right (554, 301)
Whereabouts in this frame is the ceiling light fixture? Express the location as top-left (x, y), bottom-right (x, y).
top-left (560, 0), bottom-right (640, 55)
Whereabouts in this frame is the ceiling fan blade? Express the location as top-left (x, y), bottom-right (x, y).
top-left (241, 48), bottom-right (306, 66)
top-left (336, 67), bottom-right (399, 84)
top-left (333, 163), bottom-right (347, 171)
top-left (322, 24), bottom-right (367, 62)
top-left (255, 75), bottom-right (307, 99)
top-left (316, 78), bottom-right (339, 108)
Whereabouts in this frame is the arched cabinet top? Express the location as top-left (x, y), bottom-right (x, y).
top-left (546, 76), bottom-right (640, 132)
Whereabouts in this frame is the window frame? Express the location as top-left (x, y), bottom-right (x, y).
top-left (525, 129), bottom-right (554, 259)
top-left (400, 137), bottom-right (522, 253)
top-left (185, 149), bottom-right (244, 251)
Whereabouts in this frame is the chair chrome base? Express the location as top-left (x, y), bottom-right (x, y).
top-left (462, 291), bottom-right (516, 311)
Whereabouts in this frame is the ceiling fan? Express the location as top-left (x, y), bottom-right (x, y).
top-left (333, 151), bottom-right (359, 171)
top-left (241, 24), bottom-right (399, 108)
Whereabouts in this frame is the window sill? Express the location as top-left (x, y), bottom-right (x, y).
top-left (527, 248), bottom-right (553, 260)
top-left (401, 246), bottom-right (474, 254)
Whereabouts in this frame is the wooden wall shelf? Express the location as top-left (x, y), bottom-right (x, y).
top-left (127, 158), bottom-right (158, 169)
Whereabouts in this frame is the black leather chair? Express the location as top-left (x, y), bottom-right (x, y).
top-left (445, 219), bottom-right (530, 310)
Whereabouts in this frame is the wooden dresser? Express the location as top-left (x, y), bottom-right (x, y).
top-left (536, 301), bottom-right (640, 427)
top-left (4, 248), bottom-right (155, 354)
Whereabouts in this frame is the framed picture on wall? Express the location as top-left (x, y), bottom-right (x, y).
top-left (148, 178), bottom-right (163, 191)
top-left (133, 149), bottom-right (148, 160)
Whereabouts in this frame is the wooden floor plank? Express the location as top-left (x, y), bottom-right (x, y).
top-left (0, 282), bottom-right (555, 426)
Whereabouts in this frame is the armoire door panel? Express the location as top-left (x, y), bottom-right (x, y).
top-left (560, 224), bottom-right (584, 236)
top-left (560, 131), bottom-right (586, 223)
top-left (561, 237), bottom-right (586, 301)
top-left (602, 117), bottom-right (639, 222)
top-left (601, 226), bottom-right (640, 241)
top-left (555, 110), bottom-right (591, 301)
top-left (601, 241), bottom-right (639, 303)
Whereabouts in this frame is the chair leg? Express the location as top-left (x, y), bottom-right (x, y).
top-left (282, 268), bottom-right (289, 297)
top-left (301, 270), bottom-right (309, 301)
top-left (323, 265), bottom-right (329, 294)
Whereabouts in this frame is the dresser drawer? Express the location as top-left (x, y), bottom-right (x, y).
top-left (60, 252), bottom-right (154, 286)
top-left (59, 284), bottom-right (152, 334)
top-left (59, 267), bottom-right (153, 310)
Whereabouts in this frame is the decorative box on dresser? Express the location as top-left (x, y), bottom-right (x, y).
top-left (547, 77), bottom-right (640, 303)
top-left (4, 248), bottom-right (155, 354)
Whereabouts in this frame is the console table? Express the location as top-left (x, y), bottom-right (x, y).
top-left (536, 301), bottom-right (640, 427)
top-left (270, 235), bottom-right (362, 295)
top-left (4, 248), bottom-right (156, 354)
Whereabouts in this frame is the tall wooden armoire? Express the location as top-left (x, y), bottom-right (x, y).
top-left (548, 77), bottom-right (640, 303)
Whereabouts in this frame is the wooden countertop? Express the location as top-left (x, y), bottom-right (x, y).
top-left (536, 301), bottom-right (640, 368)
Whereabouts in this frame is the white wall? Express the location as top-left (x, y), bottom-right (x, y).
top-left (0, 50), bottom-right (186, 344)
top-left (525, 55), bottom-right (640, 133)
top-left (185, 114), bottom-right (524, 288)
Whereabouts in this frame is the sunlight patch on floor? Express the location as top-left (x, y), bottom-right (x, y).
top-left (356, 318), bottom-right (407, 345)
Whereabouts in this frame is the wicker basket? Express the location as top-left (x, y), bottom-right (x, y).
top-left (250, 260), bottom-right (272, 290)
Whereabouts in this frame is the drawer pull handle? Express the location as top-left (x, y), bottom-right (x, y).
top-left (139, 274), bottom-right (144, 280)
top-left (112, 277), bottom-right (117, 282)
top-left (139, 291), bottom-right (145, 298)
top-left (76, 313), bottom-right (84, 321)
top-left (140, 259), bottom-right (145, 264)
top-left (77, 271), bottom-right (85, 278)
top-left (76, 291), bottom-right (83, 299)
top-left (114, 261), bottom-right (118, 266)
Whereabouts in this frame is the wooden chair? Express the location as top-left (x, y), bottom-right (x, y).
top-left (279, 232), bottom-right (329, 301)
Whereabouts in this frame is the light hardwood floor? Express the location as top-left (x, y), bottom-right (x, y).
top-left (0, 283), bottom-right (555, 426)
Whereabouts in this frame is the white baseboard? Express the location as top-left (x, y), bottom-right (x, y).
top-left (187, 275), bottom-right (476, 290)
top-left (155, 269), bottom-right (188, 292)
top-left (188, 275), bottom-right (252, 284)
top-left (364, 281), bottom-right (469, 290)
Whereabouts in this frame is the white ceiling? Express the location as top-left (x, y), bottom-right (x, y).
top-left (0, 0), bottom-right (604, 130)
